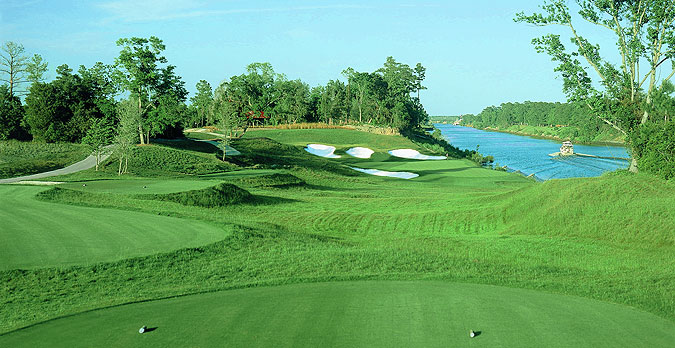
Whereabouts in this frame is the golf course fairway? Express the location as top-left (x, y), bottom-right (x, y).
top-left (1, 281), bottom-right (672, 348)
top-left (0, 185), bottom-right (229, 270)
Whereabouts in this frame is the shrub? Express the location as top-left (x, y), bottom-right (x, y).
top-left (631, 121), bottom-right (675, 180)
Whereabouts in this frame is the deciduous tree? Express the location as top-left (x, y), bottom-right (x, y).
top-left (0, 85), bottom-right (24, 140)
top-left (0, 42), bottom-right (28, 96)
top-left (516, 0), bottom-right (675, 172)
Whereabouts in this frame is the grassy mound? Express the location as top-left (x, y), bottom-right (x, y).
top-left (142, 183), bottom-right (252, 207)
top-left (103, 144), bottom-right (235, 176)
top-left (1, 281), bottom-right (672, 348)
top-left (502, 171), bottom-right (675, 247)
top-left (0, 185), bottom-right (229, 271)
top-left (0, 141), bottom-right (89, 179)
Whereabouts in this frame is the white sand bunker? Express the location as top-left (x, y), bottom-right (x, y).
top-left (388, 149), bottom-right (446, 160)
top-left (305, 144), bottom-right (341, 158)
top-left (346, 147), bottom-right (374, 159)
top-left (351, 167), bottom-right (419, 179)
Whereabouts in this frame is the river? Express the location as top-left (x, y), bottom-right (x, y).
top-left (435, 124), bottom-right (630, 180)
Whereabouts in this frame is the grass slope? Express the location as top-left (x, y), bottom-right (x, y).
top-left (2, 281), bottom-right (673, 348)
top-left (0, 141), bottom-right (90, 179)
top-left (0, 185), bottom-right (230, 270)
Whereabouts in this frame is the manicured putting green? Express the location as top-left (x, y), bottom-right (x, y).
top-left (0, 185), bottom-right (229, 270)
top-left (2, 281), bottom-right (672, 347)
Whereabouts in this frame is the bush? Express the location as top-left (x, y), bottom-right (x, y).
top-left (631, 121), bottom-right (675, 180)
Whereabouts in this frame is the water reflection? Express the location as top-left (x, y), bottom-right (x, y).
top-left (436, 124), bottom-right (629, 180)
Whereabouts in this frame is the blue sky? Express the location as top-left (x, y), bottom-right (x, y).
top-left (0, 0), bottom-right (602, 115)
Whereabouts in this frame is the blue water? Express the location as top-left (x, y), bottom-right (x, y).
top-left (436, 124), bottom-right (630, 180)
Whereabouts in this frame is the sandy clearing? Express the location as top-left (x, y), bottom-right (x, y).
top-left (351, 167), bottom-right (419, 179)
top-left (346, 147), bottom-right (374, 159)
top-left (388, 149), bottom-right (446, 160)
top-left (305, 144), bottom-right (341, 158)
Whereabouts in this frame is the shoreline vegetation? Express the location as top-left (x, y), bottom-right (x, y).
top-left (456, 123), bottom-right (625, 147)
top-left (438, 101), bottom-right (629, 147)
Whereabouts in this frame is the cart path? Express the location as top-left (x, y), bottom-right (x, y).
top-left (0, 151), bottom-right (112, 184)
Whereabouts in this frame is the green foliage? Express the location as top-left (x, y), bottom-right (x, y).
top-left (214, 58), bottom-right (429, 132)
top-left (0, 85), bottom-right (26, 140)
top-left (23, 64), bottom-right (114, 142)
top-left (0, 140), bottom-right (89, 178)
top-left (141, 182), bottom-right (252, 207)
top-left (115, 36), bottom-right (188, 143)
top-left (462, 101), bottom-right (627, 144)
top-left (402, 128), bottom-right (469, 159)
top-left (189, 80), bottom-right (214, 127)
top-left (515, 0), bottom-right (675, 173)
top-left (25, 54), bottom-right (48, 85)
top-left (630, 121), bottom-right (675, 180)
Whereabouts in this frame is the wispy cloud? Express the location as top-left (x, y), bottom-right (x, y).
top-left (97, 0), bottom-right (370, 23)
top-left (0, 0), bottom-right (43, 9)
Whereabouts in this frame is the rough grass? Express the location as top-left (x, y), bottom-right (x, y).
top-left (0, 141), bottom-right (90, 179)
top-left (502, 171), bottom-right (675, 247)
top-left (140, 183), bottom-right (252, 207)
top-left (100, 143), bottom-right (236, 176)
top-left (228, 173), bottom-right (306, 188)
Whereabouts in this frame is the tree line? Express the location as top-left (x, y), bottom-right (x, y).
top-left (0, 38), bottom-right (430, 145)
top-left (0, 37), bottom-right (436, 173)
top-left (460, 101), bottom-right (622, 142)
top-left (189, 57), bottom-right (429, 132)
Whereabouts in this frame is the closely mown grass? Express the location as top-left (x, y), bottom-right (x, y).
top-left (0, 128), bottom-right (673, 339)
top-left (0, 141), bottom-right (90, 179)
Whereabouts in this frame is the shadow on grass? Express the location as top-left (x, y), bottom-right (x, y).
top-left (152, 138), bottom-right (220, 155)
top-left (247, 195), bottom-right (301, 206)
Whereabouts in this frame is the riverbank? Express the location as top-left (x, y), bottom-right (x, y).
top-left (459, 124), bottom-right (625, 147)
top-left (435, 124), bottom-right (629, 180)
